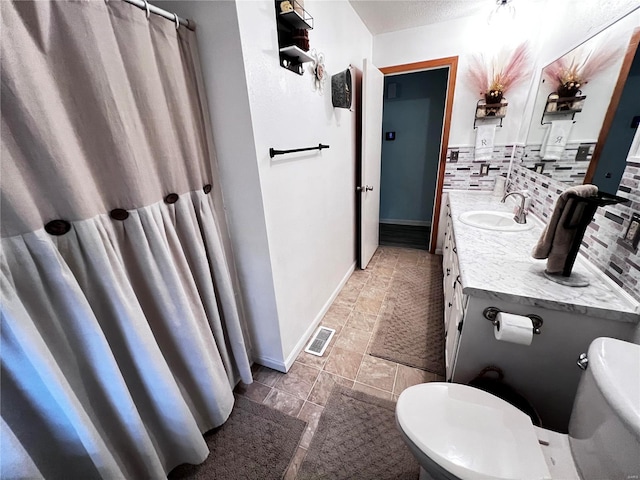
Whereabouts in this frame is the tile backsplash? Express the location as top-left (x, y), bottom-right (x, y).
top-left (521, 142), bottom-right (596, 185)
top-left (444, 145), bottom-right (512, 191)
top-left (509, 161), bottom-right (640, 302)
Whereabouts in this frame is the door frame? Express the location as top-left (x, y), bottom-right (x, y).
top-left (584, 28), bottom-right (640, 184)
top-left (380, 56), bottom-right (458, 254)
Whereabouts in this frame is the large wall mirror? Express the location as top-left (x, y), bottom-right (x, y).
top-left (521, 13), bottom-right (640, 194)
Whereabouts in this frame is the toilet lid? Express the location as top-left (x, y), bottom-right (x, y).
top-left (396, 383), bottom-right (551, 480)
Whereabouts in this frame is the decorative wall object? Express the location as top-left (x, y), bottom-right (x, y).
top-left (467, 43), bottom-right (530, 104)
top-left (309, 49), bottom-right (326, 92)
top-left (468, 44), bottom-right (529, 129)
top-left (544, 43), bottom-right (623, 98)
top-left (331, 67), bottom-right (352, 109)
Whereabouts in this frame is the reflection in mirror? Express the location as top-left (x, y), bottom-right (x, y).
top-left (587, 30), bottom-right (640, 193)
top-left (522, 15), bottom-right (638, 191)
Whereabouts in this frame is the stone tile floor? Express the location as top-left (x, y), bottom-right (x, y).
top-left (233, 246), bottom-right (445, 479)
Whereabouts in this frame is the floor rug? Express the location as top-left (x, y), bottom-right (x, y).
top-left (369, 257), bottom-right (445, 375)
top-left (168, 395), bottom-right (306, 480)
top-left (297, 386), bottom-right (419, 480)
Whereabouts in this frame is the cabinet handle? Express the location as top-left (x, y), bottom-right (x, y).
top-left (446, 268), bottom-right (451, 276)
top-left (448, 302), bottom-right (452, 308)
top-left (453, 247), bottom-right (457, 253)
top-left (457, 320), bottom-right (463, 332)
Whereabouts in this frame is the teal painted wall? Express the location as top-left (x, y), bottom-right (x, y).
top-left (380, 68), bottom-right (448, 225)
top-left (593, 47), bottom-right (640, 193)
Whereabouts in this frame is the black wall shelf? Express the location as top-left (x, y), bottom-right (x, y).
top-left (276, 0), bottom-right (314, 75)
top-left (541, 92), bottom-right (586, 125)
top-left (279, 8), bottom-right (313, 30)
top-left (474, 99), bottom-right (508, 129)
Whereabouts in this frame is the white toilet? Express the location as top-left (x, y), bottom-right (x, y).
top-left (396, 337), bottom-right (640, 480)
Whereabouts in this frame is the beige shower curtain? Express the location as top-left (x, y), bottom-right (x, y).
top-left (1, 1), bottom-right (252, 478)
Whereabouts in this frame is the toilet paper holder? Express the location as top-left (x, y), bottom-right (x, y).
top-left (483, 307), bottom-right (543, 335)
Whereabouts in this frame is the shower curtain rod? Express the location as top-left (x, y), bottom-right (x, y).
top-left (121, 0), bottom-right (195, 31)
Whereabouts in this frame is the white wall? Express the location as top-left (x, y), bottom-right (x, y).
top-left (165, 0), bottom-right (373, 371)
top-left (373, 1), bottom-right (640, 148)
top-left (373, 2), bottom-right (549, 149)
top-left (160, 0), bottom-right (283, 366)
top-left (234, 0), bottom-right (373, 367)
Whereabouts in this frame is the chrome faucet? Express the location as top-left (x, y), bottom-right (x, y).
top-left (501, 191), bottom-right (528, 224)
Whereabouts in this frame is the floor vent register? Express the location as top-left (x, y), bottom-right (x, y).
top-left (304, 327), bottom-right (336, 356)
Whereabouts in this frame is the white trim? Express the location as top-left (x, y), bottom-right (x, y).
top-left (255, 261), bottom-right (356, 373)
top-left (252, 355), bottom-right (288, 373)
top-left (379, 218), bottom-right (431, 227)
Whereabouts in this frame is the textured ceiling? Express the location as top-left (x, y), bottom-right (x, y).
top-left (347, 0), bottom-right (640, 36)
top-left (347, 0), bottom-right (495, 35)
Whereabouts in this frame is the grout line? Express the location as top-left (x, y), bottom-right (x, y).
top-left (353, 381), bottom-right (393, 399)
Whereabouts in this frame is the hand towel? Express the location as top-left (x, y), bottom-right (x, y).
top-left (532, 184), bottom-right (598, 273)
top-left (474, 124), bottom-right (496, 161)
top-left (541, 119), bottom-right (573, 160)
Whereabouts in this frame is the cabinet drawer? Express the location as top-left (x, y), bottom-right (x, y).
top-left (445, 285), bottom-right (465, 379)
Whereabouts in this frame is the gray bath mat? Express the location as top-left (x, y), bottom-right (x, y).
top-left (168, 395), bottom-right (305, 480)
top-left (298, 386), bottom-right (419, 480)
top-left (369, 257), bottom-right (445, 375)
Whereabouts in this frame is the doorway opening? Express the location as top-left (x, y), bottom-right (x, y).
top-left (379, 58), bottom-right (457, 253)
top-left (379, 68), bottom-right (449, 250)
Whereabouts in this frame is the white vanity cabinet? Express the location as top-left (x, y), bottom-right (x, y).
top-left (442, 202), bottom-right (467, 378)
top-left (442, 192), bottom-right (640, 432)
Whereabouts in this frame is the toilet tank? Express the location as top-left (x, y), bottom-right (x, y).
top-left (568, 337), bottom-right (640, 480)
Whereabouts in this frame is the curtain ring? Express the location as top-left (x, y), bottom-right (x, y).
top-left (143, 0), bottom-right (150, 19)
top-left (174, 12), bottom-right (180, 30)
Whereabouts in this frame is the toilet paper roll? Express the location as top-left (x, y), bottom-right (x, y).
top-left (494, 312), bottom-right (533, 346)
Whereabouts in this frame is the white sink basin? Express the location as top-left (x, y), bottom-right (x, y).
top-left (459, 210), bottom-right (534, 232)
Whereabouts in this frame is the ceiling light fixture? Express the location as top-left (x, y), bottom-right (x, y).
top-left (488, 0), bottom-right (516, 25)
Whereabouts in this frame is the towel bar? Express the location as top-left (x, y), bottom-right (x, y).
top-left (269, 143), bottom-right (329, 158)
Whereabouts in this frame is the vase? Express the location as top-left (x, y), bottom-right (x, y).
top-left (557, 82), bottom-right (581, 98)
top-left (485, 90), bottom-right (503, 104)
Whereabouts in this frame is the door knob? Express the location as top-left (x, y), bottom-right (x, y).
top-left (576, 353), bottom-right (588, 370)
top-left (356, 185), bottom-right (374, 192)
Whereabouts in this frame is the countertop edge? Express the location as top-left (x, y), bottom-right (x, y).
top-left (461, 286), bottom-right (640, 323)
top-left (448, 191), bottom-right (640, 323)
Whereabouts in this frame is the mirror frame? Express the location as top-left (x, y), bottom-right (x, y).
top-left (584, 27), bottom-right (640, 184)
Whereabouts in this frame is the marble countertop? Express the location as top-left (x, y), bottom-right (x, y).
top-left (447, 191), bottom-right (639, 322)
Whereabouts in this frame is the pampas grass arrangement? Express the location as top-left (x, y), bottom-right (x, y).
top-left (544, 43), bottom-right (622, 96)
top-left (468, 43), bottom-right (530, 103)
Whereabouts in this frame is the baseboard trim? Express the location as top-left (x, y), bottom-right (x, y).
top-left (252, 355), bottom-right (289, 373)
top-left (277, 261), bottom-right (356, 372)
top-left (380, 219), bottom-right (431, 227)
